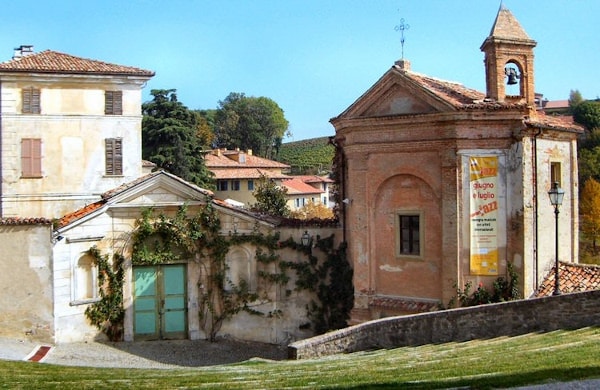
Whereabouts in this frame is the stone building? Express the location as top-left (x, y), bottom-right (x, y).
top-left (331, 5), bottom-right (583, 322)
top-left (0, 47), bottom-right (331, 344)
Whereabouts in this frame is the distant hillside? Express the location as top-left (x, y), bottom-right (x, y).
top-left (277, 136), bottom-right (334, 175)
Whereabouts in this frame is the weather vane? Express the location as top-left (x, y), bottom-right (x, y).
top-left (395, 18), bottom-right (410, 59)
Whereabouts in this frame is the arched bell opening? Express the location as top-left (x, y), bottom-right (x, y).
top-left (504, 60), bottom-right (523, 98)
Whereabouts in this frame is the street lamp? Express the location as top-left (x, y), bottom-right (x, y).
top-left (547, 181), bottom-right (565, 296)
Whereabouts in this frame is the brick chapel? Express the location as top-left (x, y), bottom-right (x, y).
top-left (331, 5), bottom-right (583, 322)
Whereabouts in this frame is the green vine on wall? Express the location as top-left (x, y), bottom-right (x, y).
top-left (84, 247), bottom-right (125, 341)
top-left (280, 235), bottom-right (354, 334)
top-left (85, 201), bottom-right (353, 342)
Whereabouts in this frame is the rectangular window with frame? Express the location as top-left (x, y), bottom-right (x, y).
top-left (232, 180), bottom-right (240, 191)
top-left (247, 180), bottom-right (254, 191)
top-left (396, 213), bottom-right (421, 257)
top-left (22, 87), bottom-right (41, 114)
top-left (218, 180), bottom-right (228, 191)
top-left (105, 138), bottom-right (123, 175)
top-left (21, 138), bottom-right (42, 177)
top-left (550, 162), bottom-right (562, 188)
top-left (105, 90), bottom-right (123, 115)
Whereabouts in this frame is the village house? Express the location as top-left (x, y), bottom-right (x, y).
top-left (0, 47), bottom-right (330, 344)
top-left (331, 5), bottom-right (584, 323)
top-left (205, 148), bottom-right (334, 212)
top-left (204, 148), bottom-right (290, 207)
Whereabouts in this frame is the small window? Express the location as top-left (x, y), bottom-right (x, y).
top-left (550, 162), bottom-right (562, 188)
top-left (295, 198), bottom-right (300, 208)
top-left (247, 180), bottom-right (254, 191)
top-left (397, 214), bottom-right (421, 257)
top-left (105, 138), bottom-right (123, 175)
top-left (218, 180), bottom-right (228, 191)
top-left (105, 91), bottom-right (123, 115)
top-left (22, 87), bottom-right (41, 114)
top-left (232, 180), bottom-right (240, 191)
top-left (21, 138), bottom-right (42, 177)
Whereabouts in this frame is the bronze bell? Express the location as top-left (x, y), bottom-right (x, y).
top-left (505, 67), bottom-right (519, 85)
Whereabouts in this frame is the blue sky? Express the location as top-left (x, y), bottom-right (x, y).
top-left (1, 1), bottom-right (598, 141)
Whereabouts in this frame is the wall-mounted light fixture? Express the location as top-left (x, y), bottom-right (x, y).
top-left (301, 230), bottom-right (312, 247)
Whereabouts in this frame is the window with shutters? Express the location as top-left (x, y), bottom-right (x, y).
top-left (105, 90), bottom-right (123, 115)
top-left (22, 87), bottom-right (41, 114)
top-left (105, 138), bottom-right (123, 175)
top-left (21, 138), bottom-right (42, 178)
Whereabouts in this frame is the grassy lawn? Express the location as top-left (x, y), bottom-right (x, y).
top-left (1, 327), bottom-right (599, 389)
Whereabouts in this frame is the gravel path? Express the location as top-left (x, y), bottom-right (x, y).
top-left (0, 336), bottom-right (288, 369)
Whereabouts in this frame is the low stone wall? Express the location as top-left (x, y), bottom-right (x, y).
top-left (288, 290), bottom-right (600, 359)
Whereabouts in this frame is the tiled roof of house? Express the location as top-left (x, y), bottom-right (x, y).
top-left (57, 200), bottom-right (106, 228)
top-left (525, 113), bottom-right (585, 133)
top-left (212, 168), bottom-right (290, 180)
top-left (58, 171), bottom-right (213, 229)
top-left (282, 178), bottom-right (324, 195)
top-left (0, 217), bottom-right (52, 225)
top-left (294, 175), bottom-right (334, 184)
top-left (205, 150), bottom-right (290, 169)
top-left (0, 49), bottom-right (155, 77)
top-left (535, 261), bottom-right (600, 297)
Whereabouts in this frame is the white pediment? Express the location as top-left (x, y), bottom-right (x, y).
top-left (109, 172), bottom-right (211, 206)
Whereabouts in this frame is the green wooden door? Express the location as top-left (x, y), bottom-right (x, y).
top-left (133, 264), bottom-right (187, 340)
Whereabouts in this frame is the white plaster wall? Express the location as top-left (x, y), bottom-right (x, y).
top-left (0, 225), bottom-right (54, 342)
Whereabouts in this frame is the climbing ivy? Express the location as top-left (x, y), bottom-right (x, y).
top-left (86, 201), bottom-right (353, 342)
top-left (281, 235), bottom-right (354, 334)
top-left (84, 247), bottom-right (125, 341)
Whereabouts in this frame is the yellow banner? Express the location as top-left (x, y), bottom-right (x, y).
top-left (469, 156), bottom-right (499, 275)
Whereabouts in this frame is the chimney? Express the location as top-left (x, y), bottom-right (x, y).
top-left (247, 149), bottom-right (252, 156)
top-left (13, 45), bottom-right (34, 59)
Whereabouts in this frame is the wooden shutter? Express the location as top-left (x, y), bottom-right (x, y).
top-left (105, 91), bottom-right (123, 115)
top-left (22, 88), bottom-right (41, 114)
top-left (21, 138), bottom-right (42, 177)
top-left (105, 138), bottom-right (123, 175)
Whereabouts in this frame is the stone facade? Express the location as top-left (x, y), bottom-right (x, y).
top-left (331, 6), bottom-right (583, 323)
top-left (288, 290), bottom-right (600, 359)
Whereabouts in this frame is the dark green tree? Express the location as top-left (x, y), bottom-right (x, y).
top-left (214, 92), bottom-right (289, 159)
top-left (568, 89), bottom-right (583, 112)
top-left (573, 100), bottom-right (600, 132)
top-left (251, 174), bottom-right (290, 217)
top-left (142, 89), bottom-right (214, 189)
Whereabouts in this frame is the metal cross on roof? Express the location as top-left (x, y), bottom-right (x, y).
top-left (395, 18), bottom-right (410, 59)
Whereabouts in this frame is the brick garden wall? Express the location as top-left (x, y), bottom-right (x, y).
top-left (288, 290), bottom-right (600, 359)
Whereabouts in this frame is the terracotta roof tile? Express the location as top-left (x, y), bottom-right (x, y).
top-left (0, 50), bottom-right (155, 77)
top-left (294, 175), bottom-right (334, 184)
top-left (0, 217), bottom-right (52, 226)
top-left (57, 200), bottom-right (105, 228)
top-left (211, 168), bottom-right (290, 180)
top-left (205, 150), bottom-right (290, 169)
top-left (535, 262), bottom-right (600, 297)
top-left (282, 178), bottom-right (324, 195)
top-left (525, 113), bottom-right (585, 133)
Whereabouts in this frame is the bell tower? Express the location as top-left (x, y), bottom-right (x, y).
top-left (480, 4), bottom-right (537, 106)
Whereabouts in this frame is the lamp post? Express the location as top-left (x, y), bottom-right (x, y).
top-left (547, 181), bottom-right (565, 296)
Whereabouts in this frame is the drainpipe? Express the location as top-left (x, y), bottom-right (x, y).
top-left (532, 127), bottom-right (542, 291)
